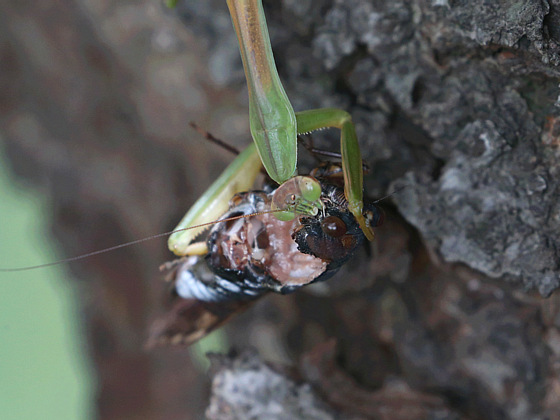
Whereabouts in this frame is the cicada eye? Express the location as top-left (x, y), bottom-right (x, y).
top-left (321, 216), bottom-right (347, 238)
top-left (298, 177), bottom-right (321, 202)
top-left (365, 207), bottom-right (384, 227)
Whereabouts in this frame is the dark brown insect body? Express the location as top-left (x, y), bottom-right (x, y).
top-left (148, 178), bottom-right (383, 347)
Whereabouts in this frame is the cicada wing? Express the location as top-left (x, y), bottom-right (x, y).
top-left (146, 297), bottom-right (254, 348)
top-left (146, 256), bottom-right (261, 348)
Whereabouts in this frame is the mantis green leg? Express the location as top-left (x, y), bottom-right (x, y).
top-left (168, 144), bottom-right (262, 256)
top-left (226, 1), bottom-right (374, 240)
top-left (296, 109), bottom-right (375, 241)
top-left (167, 106), bottom-right (372, 257)
top-left (227, 0), bottom-right (297, 185)
top-left (168, 1), bottom-right (373, 242)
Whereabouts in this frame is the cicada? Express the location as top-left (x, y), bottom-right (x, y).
top-left (148, 144), bottom-right (383, 347)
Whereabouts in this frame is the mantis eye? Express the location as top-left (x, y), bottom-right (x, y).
top-left (321, 216), bottom-right (347, 237)
top-left (298, 177), bottom-right (321, 202)
top-left (271, 176), bottom-right (323, 221)
top-left (273, 194), bottom-right (298, 221)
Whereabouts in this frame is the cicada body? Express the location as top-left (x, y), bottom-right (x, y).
top-left (148, 176), bottom-right (384, 347)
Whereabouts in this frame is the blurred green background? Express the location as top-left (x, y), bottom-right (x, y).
top-left (0, 144), bottom-right (93, 420)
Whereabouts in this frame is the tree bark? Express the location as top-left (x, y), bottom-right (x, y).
top-left (1, 0), bottom-right (559, 419)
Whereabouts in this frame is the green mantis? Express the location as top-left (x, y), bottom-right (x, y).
top-left (168, 0), bottom-right (375, 257)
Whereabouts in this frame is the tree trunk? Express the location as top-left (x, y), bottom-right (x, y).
top-left (1, 0), bottom-right (559, 419)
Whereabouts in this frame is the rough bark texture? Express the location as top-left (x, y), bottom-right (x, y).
top-left (1, 0), bottom-right (560, 419)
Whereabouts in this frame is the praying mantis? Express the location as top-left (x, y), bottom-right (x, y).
top-left (0, 0), bottom-right (382, 350)
top-left (167, 0), bottom-right (376, 259)
top-left (144, 0), bottom-right (384, 346)
top-left (0, 0), bottom-right (376, 278)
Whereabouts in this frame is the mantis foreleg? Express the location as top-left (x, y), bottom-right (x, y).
top-left (296, 109), bottom-right (374, 241)
top-left (168, 144), bottom-right (262, 256)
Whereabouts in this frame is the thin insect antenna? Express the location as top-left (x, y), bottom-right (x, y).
top-left (189, 122), bottom-right (240, 155)
top-left (0, 209), bottom-right (283, 273)
top-left (373, 184), bottom-right (410, 204)
top-left (191, 122), bottom-right (272, 178)
top-left (298, 135), bottom-right (369, 171)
